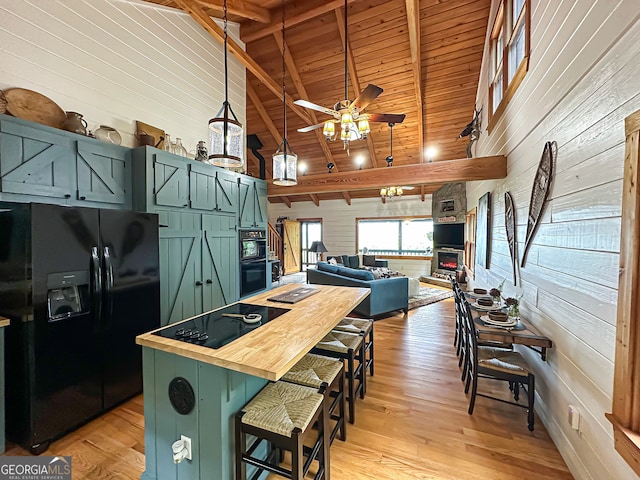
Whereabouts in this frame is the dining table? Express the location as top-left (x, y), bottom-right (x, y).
top-left (467, 295), bottom-right (553, 361)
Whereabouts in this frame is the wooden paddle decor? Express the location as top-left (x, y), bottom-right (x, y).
top-left (505, 191), bottom-right (517, 285)
top-left (521, 141), bottom-right (556, 267)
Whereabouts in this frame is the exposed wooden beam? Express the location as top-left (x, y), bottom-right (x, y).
top-left (281, 196), bottom-right (292, 208)
top-left (241, 0), bottom-right (358, 43)
top-left (272, 32), bottom-right (352, 205)
top-left (310, 194), bottom-right (320, 206)
top-left (334, 7), bottom-right (379, 169)
top-left (173, 0), bottom-right (313, 125)
top-left (405, 0), bottom-right (424, 163)
top-left (267, 155), bottom-right (507, 197)
top-left (196, 0), bottom-right (270, 23)
top-left (247, 82), bottom-right (282, 145)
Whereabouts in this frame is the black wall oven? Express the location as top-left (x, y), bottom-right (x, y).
top-left (240, 230), bottom-right (267, 297)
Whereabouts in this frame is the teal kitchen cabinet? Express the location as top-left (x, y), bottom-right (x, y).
top-left (156, 210), bottom-right (239, 326)
top-left (0, 114), bottom-right (132, 209)
top-left (238, 176), bottom-right (267, 229)
top-left (189, 163), bottom-right (238, 214)
top-left (76, 140), bottom-right (131, 209)
top-left (0, 116), bottom-right (74, 201)
top-left (132, 147), bottom-right (239, 214)
top-left (202, 214), bottom-right (239, 310)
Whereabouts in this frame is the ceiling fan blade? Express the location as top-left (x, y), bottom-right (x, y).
top-left (351, 84), bottom-right (383, 112)
top-left (400, 186), bottom-right (415, 190)
top-left (297, 122), bottom-right (330, 133)
top-left (294, 99), bottom-right (340, 117)
top-left (366, 113), bottom-right (407, 124)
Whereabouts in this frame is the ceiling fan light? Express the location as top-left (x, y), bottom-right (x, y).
top-left (397, 187), bottom-right (403, 195)
top-left (358, 118), bottom-right (370, 137)
top-left (341, 112), bottom-right (354, 125)
top-left (273, 146), bottom-right (298, 186)
top-left (380, 188), bottom-right (387, 196)
top-left (323, 121), bottom-right (335, 139)
top-left (208, 115), bottom-right (244, 168)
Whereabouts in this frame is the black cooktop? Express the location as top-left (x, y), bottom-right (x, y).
top-left (153, 303), bottom-right (290, 349)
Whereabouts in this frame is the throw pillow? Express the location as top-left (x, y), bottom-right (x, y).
top-left (362, 254), bottom-right (376, 267)
top-left (339, 267), bottom-right (374, 281)
top-left (328, 257), bottom-right (338, 265)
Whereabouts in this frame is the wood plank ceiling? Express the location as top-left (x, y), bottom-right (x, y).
top-left (143, 0), bottom-right (492, 205)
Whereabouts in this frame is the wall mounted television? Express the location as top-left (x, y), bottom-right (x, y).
top-left (433, 223), bottom-right (464, 250)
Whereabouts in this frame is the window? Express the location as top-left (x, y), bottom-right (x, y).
top-left (488, 0), bottom-right (530, 131)
top-left (464, 208), bottom-right (477, 279)
top-left (608, 108), bottom-right (640, 476)
top-left (356, 217), bottom-right (433, 258)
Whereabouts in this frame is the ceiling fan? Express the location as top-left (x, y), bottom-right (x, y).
top-left (294, 0), bottom-right (406, 151)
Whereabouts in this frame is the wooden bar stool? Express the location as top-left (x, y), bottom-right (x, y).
top-left (312, 331), bottom-right (365, 424)
top-left (332, 317), bottom-right (374, 379)
top-left (281, 353), bottom-right (347, 444)
top-left (235, 381), bottom-right (330, 480)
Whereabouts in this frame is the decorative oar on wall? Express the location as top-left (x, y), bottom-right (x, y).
top-left (505, 191), bottom-right (518, 285)
top-left (521, 141), bottom-right (557, 267)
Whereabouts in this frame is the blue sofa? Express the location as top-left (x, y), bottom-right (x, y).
top-left (307, 262), bottom-right (408, 317)
top-left (327, 255), bottom-right (389, 268)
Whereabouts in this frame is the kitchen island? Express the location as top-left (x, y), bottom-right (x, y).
top-left (136, 284), bottom-right (370, 480)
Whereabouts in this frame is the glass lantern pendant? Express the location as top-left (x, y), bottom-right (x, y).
top-left (273, 139), bottom-right (297, 186)
top-left (208, 103), bottom-right (243, 167)
top-left (208, 0), bottom-right (244, 168)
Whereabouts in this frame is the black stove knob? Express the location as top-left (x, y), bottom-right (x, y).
top-left (197, 333), bottom-right (209, 343)
top-left (175, 328), bottom-right (186, 338)
top-left (189, 331), bottom-right (201, 340)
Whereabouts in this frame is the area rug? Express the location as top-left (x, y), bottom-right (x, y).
top-left (408, 286), bottom-right (454, 310)
top-left (278, 271), bottom-right (306, 285)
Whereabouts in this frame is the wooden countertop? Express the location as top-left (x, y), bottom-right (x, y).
top-left (136, 284), bottom-right (370, 380)
top-left (0, 317), bottom-right (9, 328)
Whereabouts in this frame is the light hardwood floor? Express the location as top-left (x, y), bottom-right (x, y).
top-left (4, 292), bottom-right (573, 479)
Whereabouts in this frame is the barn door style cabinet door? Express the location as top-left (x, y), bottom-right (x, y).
top-left (238, 176), bottom-right (268, 229)
top-left (132, 147), bottom-right (243, 325)
top-left (0, 114), bottom-right (132, 209)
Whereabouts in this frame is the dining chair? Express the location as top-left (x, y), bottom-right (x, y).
top-left (462, 300), bottom-right (536, 431)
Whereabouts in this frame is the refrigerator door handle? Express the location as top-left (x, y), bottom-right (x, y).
top-left (91, 246), bottom-right (103, 321)
top-left (103, 246), bottom-right (114, 324)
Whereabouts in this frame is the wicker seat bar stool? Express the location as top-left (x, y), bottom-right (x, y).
top-left (281, 353), bottom-right (347, 444)
top-left (333, 317), bottom-right (374, 381)
top-left (311, 331), bottom-right (365, 425)
top-left (235, 381), bottom-right (330, 480)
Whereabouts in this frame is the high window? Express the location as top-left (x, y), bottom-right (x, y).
top-left (488, 0), bottom-right (530, 130)
top-left (356, 217), bottom-right (433, 258)
top-left (464, 208), bottom-right (477, 279)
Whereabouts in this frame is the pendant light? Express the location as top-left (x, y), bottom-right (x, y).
top-left (272, 0), bottom-right (297, 186)
top-left (208, 0), bottom-right (244, 168)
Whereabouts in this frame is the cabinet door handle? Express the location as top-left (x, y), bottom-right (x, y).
top-left (64, 194), bottom-right (71, 199)
top-left (195, 281), bottom-right (203, 286)
top-left (80, 196), bottom-right (86, 201)
top-left (206, 279), bottom-right (213, 284)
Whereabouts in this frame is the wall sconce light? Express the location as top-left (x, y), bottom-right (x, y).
top-left (299, 162), bottom-right (308, 175)
top-left (327, 162), bottom-right (335, 173)
top-left (355, 155), bottom-right (365, 170)
top-left (425, 147), bottom-right (437, 162)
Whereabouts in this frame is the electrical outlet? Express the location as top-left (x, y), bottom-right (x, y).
top-left (181, 435), bottom-right (192, 461)
top-left (568, 405), bottom-right (580, 431)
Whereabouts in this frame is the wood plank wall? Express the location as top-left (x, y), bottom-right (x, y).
top-left (268, 196), bottom-right (433, 279)
top-left (0, 0), bottom-right (245, 153)
top-left (468, 0), bottom-right (640, 478)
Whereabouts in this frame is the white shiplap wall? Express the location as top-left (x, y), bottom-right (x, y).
top-left (0, 0), bottom-right (245, 153)
top-left (469, 1), bottom-right (640, 479)
top-left (268, 196), bottom-right (433, 279)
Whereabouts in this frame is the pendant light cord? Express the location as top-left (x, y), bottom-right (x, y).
top-left (282, 0), bottom-right (287, 148)
top-left (223, 0), bottom-right (229, 105)
top-left (344, 0), bottom-right (348, 101)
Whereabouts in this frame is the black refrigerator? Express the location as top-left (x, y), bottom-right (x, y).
top-left (0, 202), bottom-right (160, 453)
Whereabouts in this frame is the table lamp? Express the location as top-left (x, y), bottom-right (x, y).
top-left (308, 241), bottom-right (328, 262)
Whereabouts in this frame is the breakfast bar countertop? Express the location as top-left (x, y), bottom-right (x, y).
top-left (136, 284), bottom-right (370, 381)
